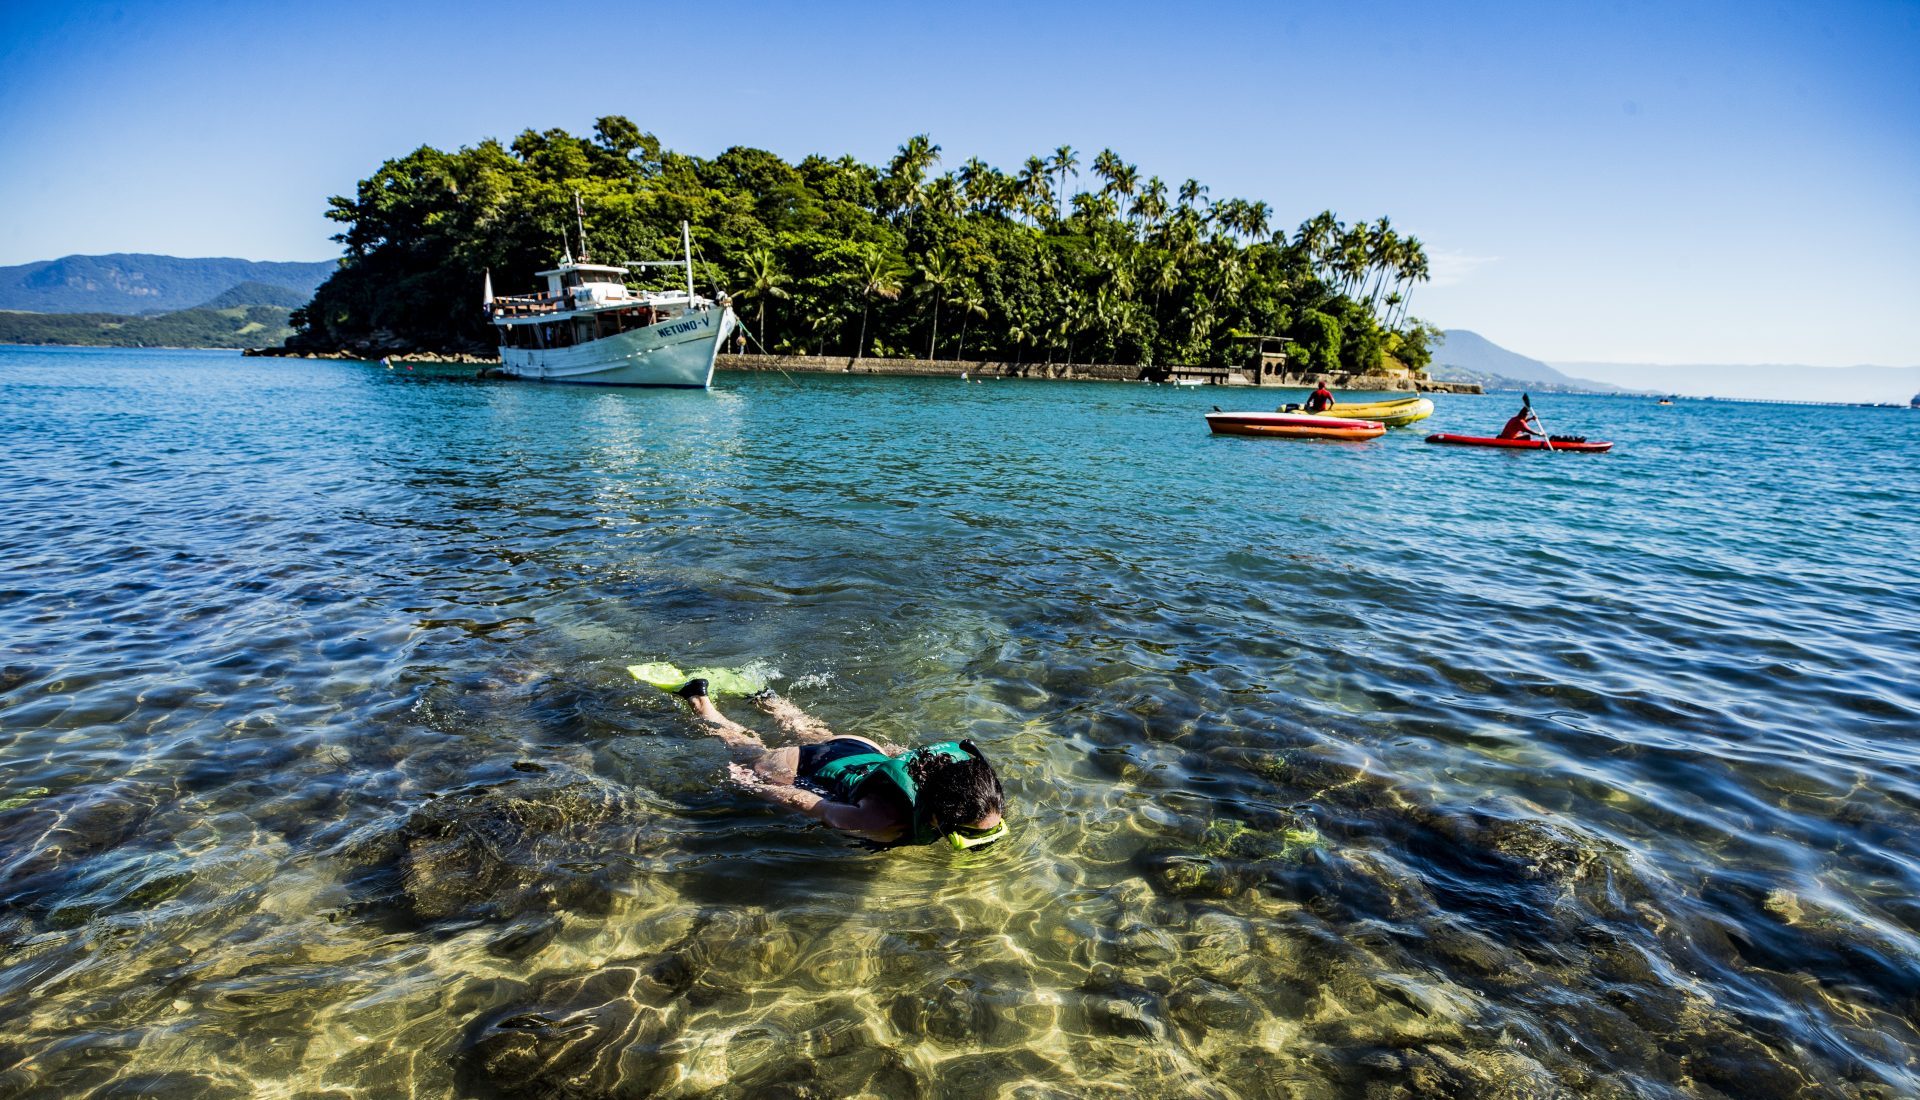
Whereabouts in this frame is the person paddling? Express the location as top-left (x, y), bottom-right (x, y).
top-left (1303, 379), bottom-right (1336, 414)
top-left (1497, 397), bottom-right (1546, 440)
top-left (674, 680), bottom-right (1008, 850)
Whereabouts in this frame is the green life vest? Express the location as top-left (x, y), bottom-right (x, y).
top-left (806, 741), bottom-right (973, 845)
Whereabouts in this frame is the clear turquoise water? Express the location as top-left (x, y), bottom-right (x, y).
top-left (2, 345), bottom-right (1917, 1098)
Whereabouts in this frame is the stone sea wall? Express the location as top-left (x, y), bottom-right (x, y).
top-left (241, 345), bottom-right (1480, 393)
top-left (716, 354), bottom-right (1138, 383)
top-left (717, 354), bottom-right (1481, 393)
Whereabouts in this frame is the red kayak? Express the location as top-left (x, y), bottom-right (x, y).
top-left (1425, 433), bottom-right (1613, 453)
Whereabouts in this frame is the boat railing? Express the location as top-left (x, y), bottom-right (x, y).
top-left (492, 294), bottom-right (566, 318)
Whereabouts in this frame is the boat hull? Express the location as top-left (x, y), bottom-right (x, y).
top-left (499, 307), bottom-right (735, 387)
top-left (1207, 411), bottom-right (1385, 441)
top-left (1425, 433), bottom-right (1613, 452)
top-left (1325, 397), bottom-right (1434, 426)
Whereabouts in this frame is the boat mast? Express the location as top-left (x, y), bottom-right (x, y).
top-left (681, 221), bottom-right (694, 301)
top-left (575, 192), bottom-right (591, 263)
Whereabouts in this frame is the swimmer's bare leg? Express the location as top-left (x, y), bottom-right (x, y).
top-left (752, 692), bottom-right (903, 755)
top-left (677, 681), bottom-right (767, 758)
top-left (751, 692), bottom-right (838, 744)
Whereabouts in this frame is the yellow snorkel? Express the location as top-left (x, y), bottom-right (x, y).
top-left (946, 820), bottom-right (1009, 851)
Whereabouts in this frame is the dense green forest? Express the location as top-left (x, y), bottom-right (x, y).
top-left (0, 303), bottom-right (294, 348)
top-left (293, 117), bottom-right (1437, 372)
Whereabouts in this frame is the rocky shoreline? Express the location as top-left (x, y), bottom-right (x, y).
top-left (243, 345), bottom-right (1479, 393)
top-left (242, 346), bottom-right (497, 365)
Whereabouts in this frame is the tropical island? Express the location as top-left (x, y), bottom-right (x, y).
top-left (271, 117), bottom-right (1445, 384)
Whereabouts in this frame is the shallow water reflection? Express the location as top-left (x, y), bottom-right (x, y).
top-left (2, 347), bottom-right (1918, 1097)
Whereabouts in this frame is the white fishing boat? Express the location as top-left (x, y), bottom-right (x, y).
top-left (487, 214), bottom-right (735, 388)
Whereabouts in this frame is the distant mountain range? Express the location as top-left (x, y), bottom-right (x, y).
top-left (1548, 361), bottom-right (1920, 404)
top-left (1428, 329), bottom-right (1920, 404)
top-left (1428, 330), bottom-right (1630, 393)
top-left (0, 254), bottom-right (333, 315)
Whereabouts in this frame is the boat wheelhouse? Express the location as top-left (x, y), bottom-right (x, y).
top-left (487, 219), bottom-right (735, 388)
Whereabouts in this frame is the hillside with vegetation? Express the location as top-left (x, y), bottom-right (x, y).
top-left (291, 117), bottom-right (1439, 373)
top-left (0, 255), bottom-right (334, 314)
top-left (0, 300), bottom-right (295, 348)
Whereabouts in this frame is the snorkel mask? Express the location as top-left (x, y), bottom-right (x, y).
top-left (936, 739), bottom-right (1008, 851)
top-left (947, 819), bottom-right (1009, 851)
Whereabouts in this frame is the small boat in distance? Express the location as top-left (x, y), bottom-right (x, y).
top-left (487, 210), bottom-right (736, 388)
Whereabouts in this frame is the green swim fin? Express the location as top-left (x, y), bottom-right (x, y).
top-left (627, 661), bottom-right (769, 697)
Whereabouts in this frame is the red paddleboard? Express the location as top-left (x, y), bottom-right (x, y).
top-left (1425, 433), bottom-right (1613, 452)
top-left (1207, 411), bottom-right (1385, 441)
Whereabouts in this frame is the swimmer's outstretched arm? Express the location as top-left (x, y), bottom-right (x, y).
top-left (726, 763), bottom-right (903, 842)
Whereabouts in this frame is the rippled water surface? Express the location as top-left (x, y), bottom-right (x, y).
top-left (3, 345), bottom-right (1919, 1098)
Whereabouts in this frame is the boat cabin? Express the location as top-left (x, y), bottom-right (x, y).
top-left (490, 253), bottom-right (698, 352)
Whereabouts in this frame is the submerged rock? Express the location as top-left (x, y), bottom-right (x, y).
top-left (1168, 977), bottom-right (1260, 1036)
top-left (460, 964), bottom-right (682, 1099)
top-left (0, 782), bottom-right (167, 902)
top-left (391, 765), bottom-right (645, 923)
top-left (486, 913), bottom-right (563, 960)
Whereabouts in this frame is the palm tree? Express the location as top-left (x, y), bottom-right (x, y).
top-left (1299, 211), bottom-right (1341, 285)
top-left (1048, 145), bottom-right (1079, 221)
top-left (853, 245), bottom-right (905, 359)
top-left (953, 284), bottom-right (988, 360)
top-left (1132, 176), bottom-right (1168, 233)
top-left (1017, 157), bottom-right (1050, 223)
top-left (1071, 192), bottom-right (1118, 222)
top-left (1339, 221), bottom-right (1371, 299)
top-left (1211, 198), bottom-right (1243, 241)
top-left (1148, 253), bottom-right (1179, 319)
top-left (1244, 200), bottom-right (1271, 243)
top-left (1007, 315), bottom-right (1039, 366)
top-left (916, 249), bottom-right (958, 359)
top-left (1362, 217), bottom-right (1396, 311)
top-left (924, 173), bottom-right (963, 221)
top-left (1106, 161), bottom-right (1140, 224)
top-left (887, 134), bottom-right (942, 225)
top-left (736, 248), bottom-right (790, 349)
top-left (1178, 178), bottom-right (1209, 212)
top-left (957, 157), bottom-right (990, 211)
top-left (1386, 237), bottom-right (1429, 330)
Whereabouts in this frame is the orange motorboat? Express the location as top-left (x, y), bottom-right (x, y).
top-left (1205, 410), bottom-right (1386, 441)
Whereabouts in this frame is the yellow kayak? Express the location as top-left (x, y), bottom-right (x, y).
top-left (1324, 397), bottom-right (1435, 427)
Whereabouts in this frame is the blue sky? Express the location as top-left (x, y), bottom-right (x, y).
top-left (1, 0), bottom-right (1914, 366)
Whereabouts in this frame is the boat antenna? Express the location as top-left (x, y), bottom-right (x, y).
top-left (682, 221), bottom-right (695, 301)
top-left (574, 191), bottom-right (590, 263)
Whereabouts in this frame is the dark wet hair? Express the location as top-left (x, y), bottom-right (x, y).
top-left (908, 740), bottom-right (1005, 828)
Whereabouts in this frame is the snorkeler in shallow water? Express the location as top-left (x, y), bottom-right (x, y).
top-left (674, 679), bottom-right (1008, 850)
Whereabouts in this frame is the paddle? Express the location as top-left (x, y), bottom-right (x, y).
top-left (1523, 392), bottom-right (1555, 452)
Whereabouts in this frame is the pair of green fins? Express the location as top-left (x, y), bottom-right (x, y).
top-left (627, 661), bottom-right (769, 697)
